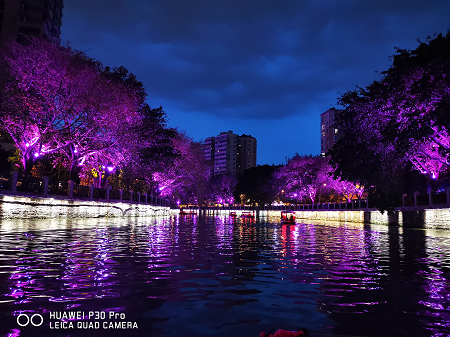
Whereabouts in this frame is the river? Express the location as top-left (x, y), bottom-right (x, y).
top-left (0, 214), bottom-right (449, 337)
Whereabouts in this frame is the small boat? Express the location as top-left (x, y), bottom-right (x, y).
top-left (179, 209), bottom-right (197, 215)
top-left (240, 211), bottom-right (255, 218)
top-left (281, 211), bottom-right (296, 224)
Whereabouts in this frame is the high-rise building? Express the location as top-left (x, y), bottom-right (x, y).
top-left (320, 108), bottom-right (341, 156)
top-left (214, 131), bottom-right (238, 177)
top-left (237, 134), bottom-right (257, 178)
top-left (203, 131), bottom-right (257, 179)
top-left (203, 136), bottom-right (215, 162)
top-left (0, 0), bottom-right (63, 45)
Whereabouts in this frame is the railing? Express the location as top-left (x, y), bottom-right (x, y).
top-left (109, 189), bottom-right (121, 201)
top-left (2, 171), bottom-right (170, 207)
top-left (48, 180), bottom-right (69, 196)
top-left (196, 200), bottom-right (371, 211)
top-left (4, 171), bottom-right (450, 211)
top-left (16, 176), bottom-right (44, 194)
top-left (191, 190), bottom-right (450, 211)
top-left (74, 184), bottom-right (90, 198)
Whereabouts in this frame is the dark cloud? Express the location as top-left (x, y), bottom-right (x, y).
top-left (61, 0), bottom-right (450, 163)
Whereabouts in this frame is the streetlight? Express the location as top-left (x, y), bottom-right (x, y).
top-left (100, 162), bottom-right (114, 188)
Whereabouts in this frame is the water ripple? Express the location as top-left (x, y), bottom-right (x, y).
top-left (0, 216), bottom-right (450, 336)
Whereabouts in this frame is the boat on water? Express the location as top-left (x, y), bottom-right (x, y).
top-left (240, 211), bottom-right (255, 218)
top-left (281, 211), bottom-right (296, 224)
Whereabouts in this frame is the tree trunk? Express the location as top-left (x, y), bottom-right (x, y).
top-left (22, 155), bottom-right (33, 178)
top-left (69, 161), bottom-right (77, 181)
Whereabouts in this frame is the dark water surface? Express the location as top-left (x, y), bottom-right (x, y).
top-left (1, 215), bottom-right (450, 337)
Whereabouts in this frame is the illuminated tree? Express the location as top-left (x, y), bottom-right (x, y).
top-left (274, 155), bottom-right (351, 203)
top-left (0, 38), bottom-right (142, 178)
top-left (153, 132), bottom-right (211, 204)
top-left (209, 174), bottom-right (237, 205)
top-left (330, 32), bottom-right (450, 210)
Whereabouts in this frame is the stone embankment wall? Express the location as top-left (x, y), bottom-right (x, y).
top-left (199, 208), bottom-right (450, 230)
top-left (0, 194), bottom-right (175, 219)
top-left (3, 194), bottom-right (450, 229)
top-left (288, 208), bottom-right (450, 229)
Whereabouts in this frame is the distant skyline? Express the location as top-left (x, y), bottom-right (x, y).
top-left (61, 0), bottom-right (450, 165)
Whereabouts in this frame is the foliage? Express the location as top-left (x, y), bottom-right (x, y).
top-left (0, 38), bottom-right (142, 178)
top-left (153, 132), bottom-right (211, 204)
top-left (209, 174), bottom-right (237, 205)
top-left (30, 157), bottom-right (70, 181)
top-left (7, 148), bottom-right (22, 171)
top-left (330, 32), bottom-right (450, 211)
top-left (274, 155), bottom-right (358, 204)
top-left (0, 39), bottom-right (215, 202)
top-left (133, 104), bottom-right (178, 177)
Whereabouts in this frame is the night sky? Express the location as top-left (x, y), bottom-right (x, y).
top-left (61, 1), bottom-right (450, 166)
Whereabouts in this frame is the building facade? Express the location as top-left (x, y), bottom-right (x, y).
top-left (237, 134), bottom-right (257, 178)
top-left (203, 131), bottom-right (257, 179)
top-left (320, 108), bottom-right (341, 156)
top-left (0, 0), bottom-right (63, 45)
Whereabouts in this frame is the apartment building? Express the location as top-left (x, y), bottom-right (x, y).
top-left (0, 0), bottom-right (63, 45)
top-left (320, 108), bottom-right (341, 156)
top-left (203, 131), bottom-right (257, 179)
top-left (237, 134), bottom-right (257, 178)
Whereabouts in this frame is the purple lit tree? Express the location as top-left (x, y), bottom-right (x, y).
top-left (0, 38), bottom-right (142, 178)
top-left (330, 32), bottom-right (450, 210)
top-left (274, 155), bottom-right (351, 203)
top-left (152, 132), bottom-right (211, 204)
top-left (209, 174), bottom-right (237, 205)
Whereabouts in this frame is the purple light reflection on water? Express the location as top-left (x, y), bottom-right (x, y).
top-left (0, 218), bottom-right (450, 336)
top-left (6, 328), bottom-right (20, 337)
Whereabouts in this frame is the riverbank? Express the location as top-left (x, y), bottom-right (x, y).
top-left (0, 193), bottom-right (175, 219)
top-left (3, 193), bottom-right (450, 229)
top-left (198, 207), bottom-right (450, 230)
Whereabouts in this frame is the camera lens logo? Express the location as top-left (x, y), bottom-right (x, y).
top-left (17, 314), bottom-right (44, 327)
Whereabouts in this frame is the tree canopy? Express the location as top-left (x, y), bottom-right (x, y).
top-left (330, 32), bottom-right (450, 211)
top-left (0, 38), bottom-right (143, 177)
